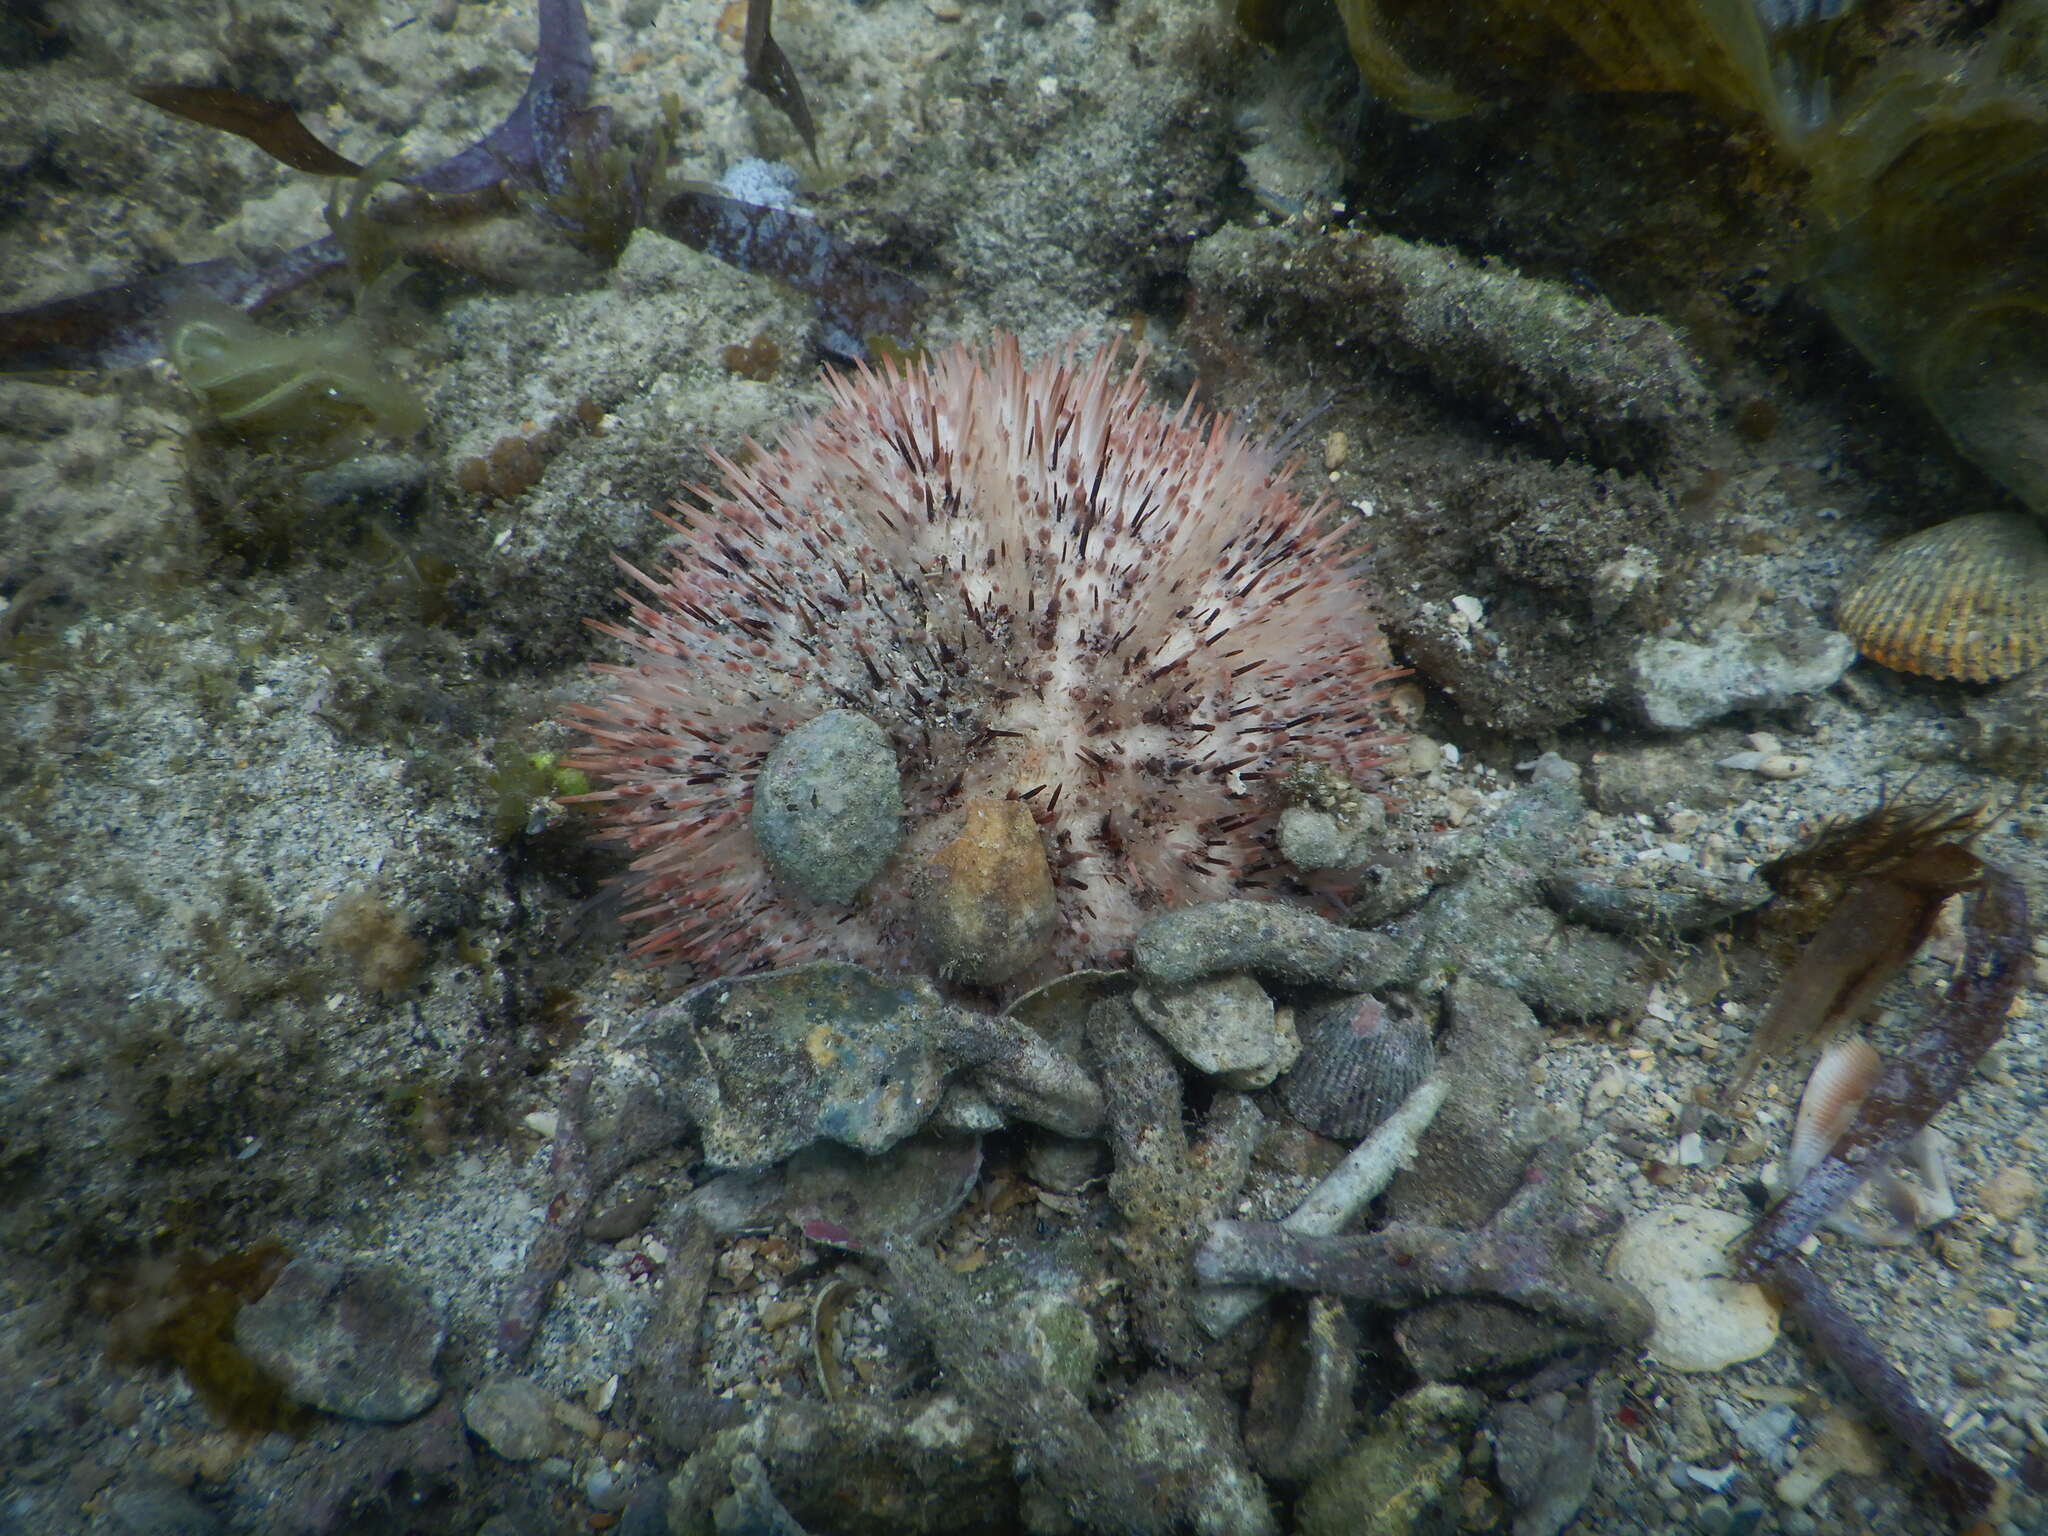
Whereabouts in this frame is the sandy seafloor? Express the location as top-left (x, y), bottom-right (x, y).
top-left (1, 0), bottom-right (2045, 1533)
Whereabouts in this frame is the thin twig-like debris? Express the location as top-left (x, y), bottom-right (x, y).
top-left (1197, 1140), bottom-right (1653, 1350)
top-left (1762, 1253), bottom-right (2002, 1518)
top-left (624, 1171), bottom-right (778, 1452)
top-left (497, 1066), bottom-right (690, 1358)
top-left (1733, 863), bottom-right (2029, 1277)
top-left (1194, 1074), bottom-right (1448, 1337)
top-left (1087, 995), bottom-right (1261, 1367)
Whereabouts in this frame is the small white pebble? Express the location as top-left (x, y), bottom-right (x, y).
top-left (522, 1110), bottom-right (559, 1138)
top-left (1755, 754), bottom-right (1808, 780)
top-left (1451, 593), bottom-right (1485, 627)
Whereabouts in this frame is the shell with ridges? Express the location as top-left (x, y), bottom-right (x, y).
top-left (1276, 992), bottom-right (1434, 1142)
top-left (1786, 1034), bottom-right (1883, 1190)
top-left (1837, 512), bottom-right (2048, 682)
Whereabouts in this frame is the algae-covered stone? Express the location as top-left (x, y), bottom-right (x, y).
top-left (1631, 627), bottom-right (1856, 731)
top-left (1018, 1290), bottom-right (1101, 1400)
top-left (1296, 1385), bottom-right (1484, 1536)
top-left (1132, 973), bottom-right (1298, 1089)
top-left (464, 1374), bottom-right (560, 1461)
top-left (1107, 1377), bottom-right (1278, 1536)
top-left (233, 1259), bottom-right (445, 1422)
top-left (633, 962), bottom-right (1101, 1167)
top-left (752, 710), bottom-right (902, 906)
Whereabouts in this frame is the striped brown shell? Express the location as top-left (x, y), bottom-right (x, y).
top-left (1786, 1035), bottom-right (1883, 1190)
top-left (1837, 512), bottom-right (2048, 682)
top-left (1276, 993), bottom-right (1434, 1142)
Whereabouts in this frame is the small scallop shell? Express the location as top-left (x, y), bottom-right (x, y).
top-left (1786, 1035), bottom-right (1883, 1190)
top-left (1277, 993), bottom-right (1434, 1142)
top-left (1837, 512), bottom-right (2048, 682)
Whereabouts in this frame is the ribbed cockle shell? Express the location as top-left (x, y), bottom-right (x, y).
top-left (1837, 512), bottom-right (2048, 682)
top-left (1276, 992), bottom-right (1434, 1142)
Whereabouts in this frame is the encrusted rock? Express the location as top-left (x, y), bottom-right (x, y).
top-left (666, 1397), bottom-right (1016, 1535)
top-left (233, 1258), bottom-right (445, 1422)
top-left (1132, 973), bottom-right (1299, 1088)
top-left (1295, 1385), bottom-right (1484, 1536)
top-left (1385, 980), bottom-right (1551, 1230)
top-left (634, 962), bottom-right (1099, 1167)
top-left (1244, 1297), bottom-right (1358, 1484)
top-left (1107, 1376), bottom-right (1279, 1536)
top-left (1134, 900), bottom-right (1411, 991)
top-left (463, 1375), bottom-right (560, 1462)
top-left (1631, 626), bottom-right (1857, 731)
top-left (751, 709), bottom-right (902, 906)
top-left (640, 964), bottom-right (954, 1166)
top-left (1279, 798), bottom-right (1387, 873)
top-left (100, 1478), bottom-right (227, 1536)
top-left (1401, 779), bottom-right (1649, 1020)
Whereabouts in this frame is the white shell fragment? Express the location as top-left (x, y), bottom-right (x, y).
top-left (1604, 1205), bottom-right (1781, 1372)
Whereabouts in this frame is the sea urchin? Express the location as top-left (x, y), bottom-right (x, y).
top-left (565, 335), bottom-right (1400, 984)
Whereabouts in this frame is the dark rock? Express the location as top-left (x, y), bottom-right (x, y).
top-left (1488, 1386), bottom-right (1602, 1536)
top-left (102, 1480), bottom-right (225, 1536)
top-left (463, 1374), bottom-right (560, 1461)
top-left (751, 709), bottom-right (902, 906)
top-left (233, 1258), bottom-right (445, 1422)
top-left (1134, 900), bottom-right (1414, 990)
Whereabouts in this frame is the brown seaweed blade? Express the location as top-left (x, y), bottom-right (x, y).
top-left (741, 0), bottom-right (817, 157)
top-left (407, 0), bottom-right (594, 194)
top-left (1724, 843), bottom-right (1983, 1103)
top-left (0, 237), bottom-right (345, 372)
top-left (132, 85), bottom-right (365, 177)
top-left (1733, 862), bottom-right (2029, 1278)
